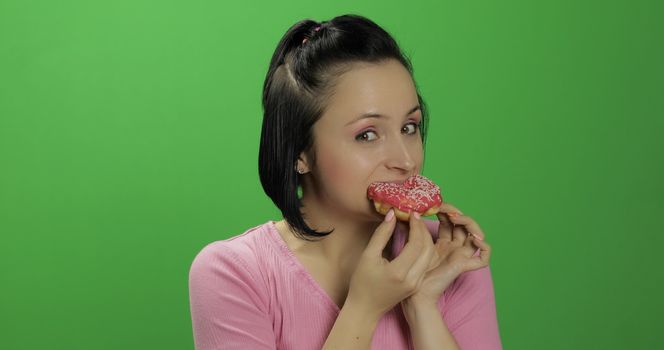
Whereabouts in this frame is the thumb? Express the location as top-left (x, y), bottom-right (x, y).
top-left (365, 209), bottom-right (397, 257)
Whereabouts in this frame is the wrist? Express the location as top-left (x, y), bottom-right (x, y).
top-left (343, 297), bottom-right (383, 325)
top-left (401, 297), bottom-right (439, 323)
top-left (323, 298), bottom-right (382, 350)
top-left (403, 294), bottom-right (438, 309)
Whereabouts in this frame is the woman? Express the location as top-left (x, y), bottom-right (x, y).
top-left (189, 14), bottom-right (502, 349)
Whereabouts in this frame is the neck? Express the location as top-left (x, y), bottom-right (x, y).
top-left (280, 194), bottom-right (392, 273)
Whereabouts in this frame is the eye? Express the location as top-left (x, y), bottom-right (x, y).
top-left (402, 122), bottom-right (420, 135)
top-left (355, 130), bottom-right (378, 142)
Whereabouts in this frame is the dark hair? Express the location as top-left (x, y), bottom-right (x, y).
top-left (258, 14), bottom-right (429, 241)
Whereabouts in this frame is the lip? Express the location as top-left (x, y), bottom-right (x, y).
top-left (373, 174), bottom-right (417, 185)
top-left (381, 180), bottom-right (406, 184)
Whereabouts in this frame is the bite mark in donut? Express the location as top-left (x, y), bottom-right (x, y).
top-left (367, 174), bottom-right (442, 221)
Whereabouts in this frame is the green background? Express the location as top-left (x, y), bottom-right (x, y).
top-left (1, 0), bottom-right (662, 349)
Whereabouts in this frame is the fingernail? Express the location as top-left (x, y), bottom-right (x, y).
top-left (448, 211), bottom-right (459, 218)
top-left (471, 233), bottom-right (483, 241)
top-left (385, 209), bottom-right (395, 222)
top-left (413, 212), bottom-right (420, 219)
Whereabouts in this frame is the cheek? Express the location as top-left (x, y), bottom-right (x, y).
top-left (414, 146), bottom-right (424, 166)
top-left (317, 153), bottom-right (356, 184)
top-left (315, 151), bottom-right (373, 193)
top-left (408, 139), bottom-right (425, 168)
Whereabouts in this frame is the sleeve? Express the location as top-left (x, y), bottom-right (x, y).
top-left (188, 243), bottom-right (277, 350)
top-left (441, 265), bottom-right (503, 350)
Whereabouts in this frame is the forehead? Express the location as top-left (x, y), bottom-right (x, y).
top-left (320, 59), bottom-right (419, 125)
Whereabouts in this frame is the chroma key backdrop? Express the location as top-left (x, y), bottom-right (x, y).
top-left (1, 1), bottom-right (662, 349)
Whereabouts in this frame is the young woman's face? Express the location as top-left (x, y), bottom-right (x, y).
top-left (303, 59), bottom-right (424, 221)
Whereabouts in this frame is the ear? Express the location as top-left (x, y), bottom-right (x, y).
top-left (295, 152), bottom-right (311, 174)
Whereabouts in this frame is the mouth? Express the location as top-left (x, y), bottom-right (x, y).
top-left (377, 179), bottom-right (407, 185)
top-left (376, 174), bottom-right (419, 185)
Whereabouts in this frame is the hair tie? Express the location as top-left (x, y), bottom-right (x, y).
top-left (302, 25), bottom-right (322, 44)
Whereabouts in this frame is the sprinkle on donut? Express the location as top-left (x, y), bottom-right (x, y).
top-left (367, 174), bottom-right (442, 221)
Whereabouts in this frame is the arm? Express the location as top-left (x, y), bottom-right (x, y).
top-left (444, 266), bottom-right (502, 349)
top-left (400, 219), bottom-right (502, 350)
top-left (400, 266), bottom-right (502, 350)
top-left (321, 298), bottom-right (382, 350)
top-left (403, 299), bottom-right (459, 350)
top-left (188, 244), bottom-right (276, 350)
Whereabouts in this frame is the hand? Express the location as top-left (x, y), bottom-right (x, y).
top-left (401, 202), bottom-right (492, 309)
top-left (346, 209), bottom-right (437, 319)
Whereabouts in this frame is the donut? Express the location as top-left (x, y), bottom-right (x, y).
top-left (367, 174), bottom-right (442, 221)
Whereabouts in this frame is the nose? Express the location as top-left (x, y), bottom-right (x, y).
top-left (384, 136), bottom-right (417, 173)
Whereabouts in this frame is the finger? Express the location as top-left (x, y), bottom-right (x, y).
top-left (464, 238), bottom-right (492, 271)
top-left (424, 227), bottom-right (441, 271)
top-left (391, 211), bottom-right (428, 274)
top-left (413, 212), bottom-right (434, 245)
top-left (463, 231), bottom-right (475, 249)
top-left (452, 223), bottom-right (467, 243)
top-left (437, 202), bottom-right (460, 229)
top-left (438, 202), bottom-right (464, 216)
top-left (437, 202), bottom-right (469, 241)
top-left (412, 211), bottom-right (434, 249)
top-left (461, 234), bottom-right (484, 257)
top-left (365, 209), bottom-right (398, 257)
top-left (436, 211), bottom-right (453, 242)
top-left (427, 249), bottom-right (441, 271)
top-left (404, 212), bottom-right (436, 281)
top-left (448, 214), bottom-right (485, 241)
top-left (419, 222), bottom-right (441, 271)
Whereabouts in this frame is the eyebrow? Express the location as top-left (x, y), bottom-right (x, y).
top-left (345, 105), bottom-right (421, 126)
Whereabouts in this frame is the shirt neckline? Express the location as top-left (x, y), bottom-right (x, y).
top-left (265, 220), bottom-right (341, 313)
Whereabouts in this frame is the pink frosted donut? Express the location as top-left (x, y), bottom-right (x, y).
top-left (367, 174), bottom-right (443, 221)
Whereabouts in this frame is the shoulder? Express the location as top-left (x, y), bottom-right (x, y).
top-left (189, 222), bottom-right (274, 284)
top-left (188, 222), bottom-right (277, 309)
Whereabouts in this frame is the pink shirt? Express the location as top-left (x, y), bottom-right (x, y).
top-left (189, 220), bottom-right (502, 349)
